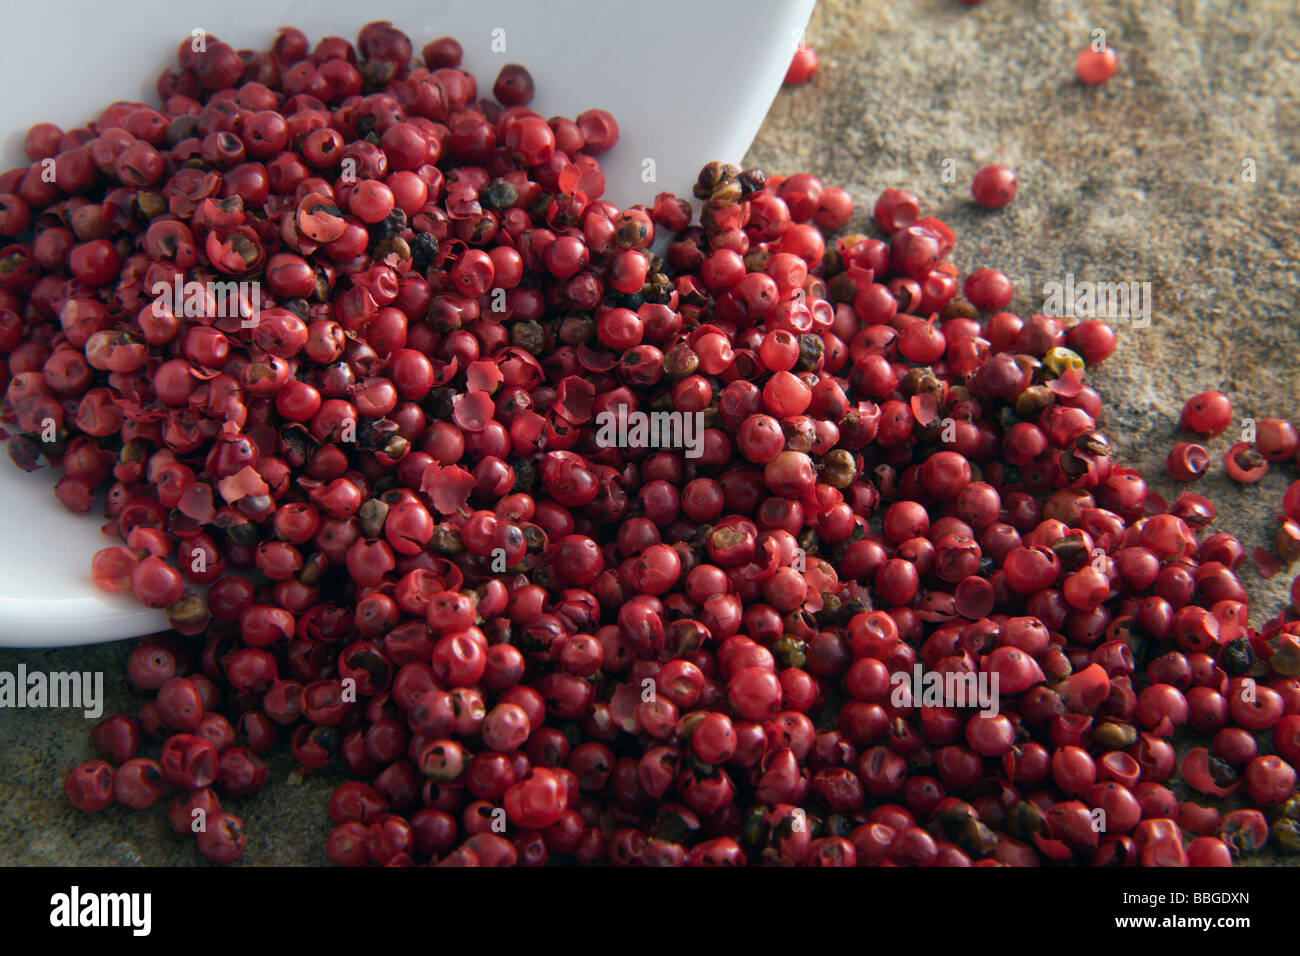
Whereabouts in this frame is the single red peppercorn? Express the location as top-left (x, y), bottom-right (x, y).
top-left (65, 761), bottom-right (115, 812)
top-left (1077, 45), bottom-right (1118, 85)
top-left (197, 811), bottom-right (246, 863)
top-left (784, 44), bottom-right (818, 85)
top-left (971, 165), bottom-right (1017, 209)
top-left (963, 267), bottom-right (1014, 311)
top-left (1180, 390), bottom-right (1232, 436)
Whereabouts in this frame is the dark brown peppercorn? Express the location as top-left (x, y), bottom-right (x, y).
top-left (820, 449), bottom-right (857, 488)
top-left (360, 60), bottom-right (396, 91)
top-left (7, 434), bottom-right (43, 472)
top-left (1276, 519), bottom-right (1300, 563)
top-left (771, 637), bottom-right (807, 669)
top-left (367, 207), bottom-right (407, 242)
top-left (643, 272), bottom-right (674, 304)
top-left (299, 552), bottom-right (328, 586)
top-left (373, 236), bottom-right (410, 260)
top-left (510, 319), bottom-right (545, 354)
top-left (797, 334), bottom-right (824, 371)
top-left (1014, 385), bottom-right (1054, 417)
top-left (941, 297), bottom-right (980, 321)
top-left (430, 524), bottom-right (463, 553)
top-left (409, 232), bottom-right (439, 268)
top-left (1273, 819), bottom-right (1300, 854)
top-left (166, 593), bottom-right (209, 634)
top-left (1209, 755), bottom-right (1238, 788)
top-left (357, 499), bottom-right (388, 538)
top-left (166, 114), bottom-right (200, 146)
top-left (614, 214), bottom-right (649, 248)
top-left (1076, 431), bottom-right (1111, 457)
top-left (693, 161), bottom-right (740, 201)
top-left (479, 178), bottom-right (518, 209)
top-left (136, 191), bottom-right (167, 219)
top-left (1221, 637), bottom-right (1254, 676)
top-left (511, 458), bottom-right (536, 495)
top-left (1092, 721), bottom-right (1138, 750)
top-left (662, 343), bottom-right (699, 378)
top-left (737, 167), bottom-right (767, 197)
top-left (707, 179), bottom-right (743, 207)
top-left (1006, 801), bottom-right (1045, 839)
top-left (826, 272), bottom-right (858, 304)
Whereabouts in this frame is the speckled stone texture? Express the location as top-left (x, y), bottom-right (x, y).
top-left (1, 0), bottom-right (1297, 865)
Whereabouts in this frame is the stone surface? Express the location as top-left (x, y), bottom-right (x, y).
top-left (1, 0), bottom-right (1298, 864)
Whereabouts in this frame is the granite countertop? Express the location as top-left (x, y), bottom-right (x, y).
top-left (1, 0), bottom-right (1297, 864)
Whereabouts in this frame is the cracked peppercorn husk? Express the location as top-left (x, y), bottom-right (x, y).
top-left (692, 160), bottom-right (741, 201)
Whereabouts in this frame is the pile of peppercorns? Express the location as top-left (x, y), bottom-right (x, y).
top-left (3, 21), bottom-right (1297, 866)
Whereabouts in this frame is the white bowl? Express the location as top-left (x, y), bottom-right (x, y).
top-left (0, 0), bottom-right (815, 645)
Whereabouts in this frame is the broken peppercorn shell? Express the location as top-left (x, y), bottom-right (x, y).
top-left (1166, 441), bottom-right (1211, 482)
top-left (1223, 442), bottom-right (1268, 483)
top-left (1276, 519), bottom-right (1300, 564)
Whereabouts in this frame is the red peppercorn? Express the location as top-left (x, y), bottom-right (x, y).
top-left (1255, 417), bottom-right (1298, 461)
top-left (1077, 45), bottom-right (1118, 85)
top-left (493, 64), bottom-right (535, 106)
top-left (1065, 320), bottom-right (1117, 364)
top-left (784, 44), bottom-right (819, 85)
top-left (197, 812), bottom-right (246, 863)
top-left (160, 733), bottom-right (219, 790)
top-left (971, 165), bottom-right (1017, 209)
top-left (1180, 390), bottom-right (1232, 436)
top-left (65, 761), bottom-right (115, 812)
top-left (168, 788), bottom-right (222, 836)
top-left (1244, 755), bottom-right (1296, 806)
top-left (963, 267), bottom-right (1014, 311)
top-left (113, 758), bottom-right (166, 810)
top-left (91, 714), bottom-right (141, 765)
top-left (10, 23), bottom-right (1280, 869)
